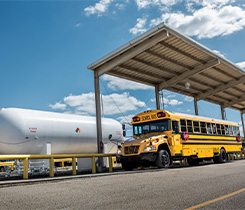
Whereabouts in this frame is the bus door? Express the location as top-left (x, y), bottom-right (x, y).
top-left (172, 120), bottom-right (182, 155)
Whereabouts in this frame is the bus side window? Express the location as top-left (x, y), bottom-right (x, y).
top-left (225, 125), bottom-right (229, 135)
top-left (232, 126), bottom-right (236, 135)
top-left (187, 120), bottom-right (193, 133)
top-left (172, 120), bottom-right (180, 134)
top-left (180, 119), bottom-right (187, 132)
top-left (229, 126), bottom-right (233, 136)
top-left (216, 124), bottom-right (221, 135)
top-left (221, 124), bottom-right (225, 135)
top-left (236, 127), bottom-right (240, 135)
top-left (212, 123), bottom-right (217, 134)
top-left (200, 121), bottom-right (207, 133)
top-left (207, 122), bottom-right (212, 134)
top-left (193, 121), bottom-right (200, 133)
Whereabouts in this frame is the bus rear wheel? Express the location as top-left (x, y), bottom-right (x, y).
top-left (156, 150), bottom-right (170, 168)
top-left (217, 148), bottom-right (227, 163)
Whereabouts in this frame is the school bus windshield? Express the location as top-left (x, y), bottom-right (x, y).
top-left (133, 119), bottom-right (171, 135)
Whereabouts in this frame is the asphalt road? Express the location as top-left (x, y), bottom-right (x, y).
top-left (0, 160), bottom-right (245, 210)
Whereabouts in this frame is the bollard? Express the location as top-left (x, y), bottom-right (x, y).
top-left (227, 154), bottom-right (230, 161)
top-left (92, 156), bottom-right (96, 174)
top-left (72, 157), bottom-right (76, 175)
top-left (236, 153), bottom-right (238, 160)
top-left (179, 160), bottom-right (182, 166)
top-left (232, 154), bottom-right (235, 160)
top-left (109, 156), bottom-right (113, 172)
top-left (49, 157), bottom-right (54, 177)
top-left (23, 158), bottom-right (29, 179)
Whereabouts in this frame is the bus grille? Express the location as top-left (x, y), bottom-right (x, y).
top-left (124, 146), bottom-right (140, 154)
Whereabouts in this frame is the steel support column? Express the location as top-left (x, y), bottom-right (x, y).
top-left (155, 84), bottom-right (160, 110)
top-left (221, 105), bottom-right (225, 120)
top-left (241, 111), bottom-right (245, 137)
top-left (94, 70), bottom-right (104, 171)
top-left (194, 96), bottom-right (198, 116)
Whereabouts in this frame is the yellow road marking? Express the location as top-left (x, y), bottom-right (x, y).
top-left (184, 188), bottom-right (245, 210)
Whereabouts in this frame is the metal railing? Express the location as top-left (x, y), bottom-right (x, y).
top-left (0, 154), bottom-right (116, 179)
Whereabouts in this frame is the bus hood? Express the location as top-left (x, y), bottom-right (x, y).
top-left (124, 134), bottom-right (167, 146)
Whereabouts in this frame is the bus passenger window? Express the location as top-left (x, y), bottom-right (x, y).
top-left (180, 119), bottom-right (187, 132)
top-left (225, 125), bottom-right (229, 135)
top-left (172, 120), bottom-right (180, 133)
top-left (229, 126), bottom-right (233, 136)
top-left (193, 121), bottom-right (200, 132)
top-left (212, 123), bottom-right (216, 134)
top-left (216, 124), bottom-right (221, 135)
top-left (207, 123), bottom-right (212, 134)
top-left (221, 124), bottom-right (225, 135)
top-left (200, 122), bottom-right (207, 133)
top-left (233, 126), bottom-right (236, 135)
top-left (187, 120), bottom-right (193, 133)
top-left (236, 127), bottom-right (240, 135)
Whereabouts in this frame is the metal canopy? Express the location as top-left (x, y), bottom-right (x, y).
top-left (88, 22), bottom-right (245, 112)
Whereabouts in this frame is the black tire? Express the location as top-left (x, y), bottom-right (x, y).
top-left (0, 167), bottom-right (5, 172)
top-left (156, 150), bottom-right (170, 168)
top-left (121, 162), bottom-right (135, 171)
top-left (187, 158), bottom-right (199, 166)
top-left (217, 148), bottom-right (227, 163)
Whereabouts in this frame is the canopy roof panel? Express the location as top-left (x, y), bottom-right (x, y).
top-left (88, 23), bottom-right (245, 112)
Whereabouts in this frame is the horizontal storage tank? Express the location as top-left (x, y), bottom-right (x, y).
top-left (0, 108), bottom-right (124, 155)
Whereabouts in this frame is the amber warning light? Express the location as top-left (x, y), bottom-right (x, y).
top-left (133, 117), bottom-right (140, 122)
top-left (157, 112), bottom-right (166, 118)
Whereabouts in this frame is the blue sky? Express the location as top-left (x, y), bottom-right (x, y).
top-left (0, 0), bottom-right (245, 136)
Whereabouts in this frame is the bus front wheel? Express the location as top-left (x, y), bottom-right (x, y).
top-left (156, 150), bottom-right (170, 168)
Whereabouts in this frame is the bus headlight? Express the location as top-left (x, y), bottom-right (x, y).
top-left (143, 146), bottom-right (156, 152)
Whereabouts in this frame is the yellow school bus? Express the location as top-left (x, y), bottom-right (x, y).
top-left (117, 110), bottom-right (242, 170)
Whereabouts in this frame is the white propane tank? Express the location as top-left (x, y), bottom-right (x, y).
top-left (0, 108), bottom-right (124, 155)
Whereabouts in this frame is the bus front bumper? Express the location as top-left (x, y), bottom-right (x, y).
top-left (116, 152), bottom-right (157, 165)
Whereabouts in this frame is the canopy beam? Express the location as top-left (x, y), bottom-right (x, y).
top-left (96, 30), bottom-right (169, 76)
top-left (159, 59), bottom-right (220, 90)
top-left (197, 75), bottom-right (245, 101)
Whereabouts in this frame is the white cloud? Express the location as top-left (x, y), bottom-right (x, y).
top-left (155, 97), bottom-right (183, 106)
top-left (84, 0), bottom-right (114, 16)
top-left (117, 114), bottom-right (135, 125)
top-left (129, 17), bottom-right (147, 35)
top-left (75, 23), bottom-right (81, 28)
top-left (135, 0), bottom-right (180, 10)
top-left (63, 92), bottom-right (146, 115)
top-left (236, 61), bottom-right (245, 69)
top-left (168, 99), bottom-right (183, 106)
top-left (213, 50), bottom-right (226, 58)
top-left (150, 5), bottom-right (245, 39)
top-left (184, 96), bottom-right (194, 102)
top-left (102, 74), bottom-right (154, 90)
top-left (49, 102), bottom-right (67, 111)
